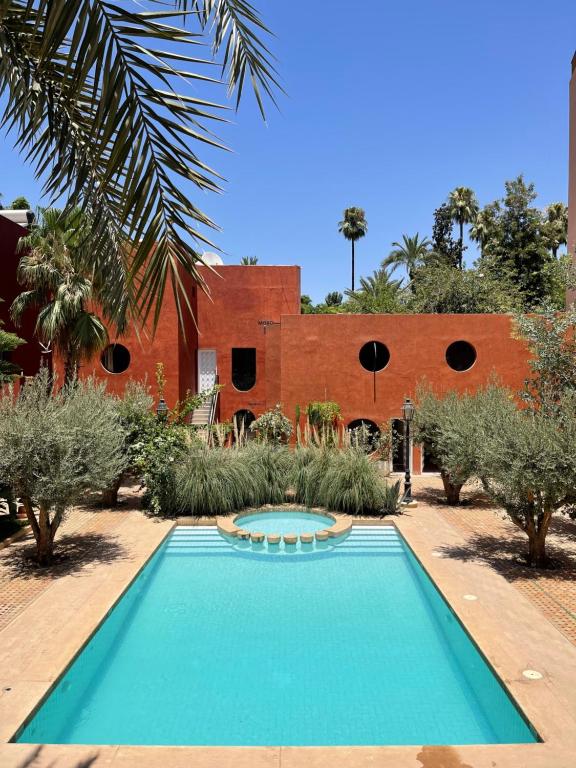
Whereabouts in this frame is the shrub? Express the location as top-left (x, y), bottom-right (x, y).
top-left (0, 372), bottom-right (125, 564)
top-left (134, 423), bottom-right (189, 515)
top-left (319, 448), bottom-right (385, 515)
top-left (381, 480), bottom-right (402, 516)
top-left (175, 447), bottom-right (255, 516)
top-left (241, 443), bottom-right (291, 505)
top-left (413, 385), bottom-right (497, 504)
top-left (250, 404), bottom-right (292, 445)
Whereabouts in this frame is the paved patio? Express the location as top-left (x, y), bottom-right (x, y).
top-left (411, 474), bottom-right (576, 646)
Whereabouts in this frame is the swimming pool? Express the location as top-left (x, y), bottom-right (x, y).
top-left (16, 526), bottom-right (536, 746)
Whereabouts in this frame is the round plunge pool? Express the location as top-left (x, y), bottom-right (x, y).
top-left (234, 510), bottom-right (334, 536)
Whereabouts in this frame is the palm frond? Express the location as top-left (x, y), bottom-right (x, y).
top-left (0, 0), bottom-right (278, 328)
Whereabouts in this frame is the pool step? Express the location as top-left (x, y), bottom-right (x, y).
top-left (165, 528), bottom-right (230, 555)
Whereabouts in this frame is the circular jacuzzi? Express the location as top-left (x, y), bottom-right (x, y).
top-left (235, 510), bottom-right (334, 536)
top-left (216, 508), bottom-right (352, 556)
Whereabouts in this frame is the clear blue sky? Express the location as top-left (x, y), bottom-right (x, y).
top-left (1, 0), bottom-right (575, 302)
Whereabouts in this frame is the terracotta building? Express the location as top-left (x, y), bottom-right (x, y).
top-left (568, 51), bottom-right (576, 306)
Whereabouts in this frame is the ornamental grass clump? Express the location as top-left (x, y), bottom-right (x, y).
top-left (319, 448), bottom-right (385, 515)
top-left (241, 443), bottom-right (292, 505)
top-left (0, 371), bottom-right (126, 564)
top-left (175, 447), bottom-right (255, 516)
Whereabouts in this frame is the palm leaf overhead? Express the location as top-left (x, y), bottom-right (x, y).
top-left (0, 1), bottom-right (279, 328)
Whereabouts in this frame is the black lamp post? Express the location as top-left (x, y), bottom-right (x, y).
top-left (156, 397), bottom-right (168, 422)
top-left (402, 397), bottom-right (415, 503)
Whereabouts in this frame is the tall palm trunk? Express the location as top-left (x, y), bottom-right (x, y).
top-left (351, 239), bottom-right (355, 291)
top-left (63, 347), bottom-right (77, 387)
top-left (458, 219), bottom-right (464, 270)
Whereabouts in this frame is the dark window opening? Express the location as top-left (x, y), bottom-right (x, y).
top-left (101, 343), bottom-right (130, 374)
top-left (446, 340), bottom-right (476, 372)
top-left (232, 409), bottom-right (256, 439)
top-left (359, 341), bottom-right (390, 372)
top-left (347, 419), bottom-right (380, 453)
top-left (231, 348), bottom-right (256, 391)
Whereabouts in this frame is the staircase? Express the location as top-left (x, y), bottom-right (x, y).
top-left (190, 400), bottom-right (213, 426)
top-left (334, 526), bottom-right (405, 555)
top-left (165, 527), bottom-right (231, 555)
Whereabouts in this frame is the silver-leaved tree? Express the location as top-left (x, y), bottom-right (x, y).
top-left (0, 371), bottom-right (126, 564)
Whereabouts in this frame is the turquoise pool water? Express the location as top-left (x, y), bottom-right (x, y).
top-left (235, 510), bottom-right (333, 535)
top-left (16, 526), bottom-right (536, 746)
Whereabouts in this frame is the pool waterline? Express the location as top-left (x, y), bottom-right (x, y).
top-left (15, 523), bottom-right (538, 747)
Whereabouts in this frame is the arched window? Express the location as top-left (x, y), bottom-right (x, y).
top-left (231, 348), bottom-right (256, 391)
top-left (347, 419), bottom-right (380, 453)
top-left (359, 341), bottom-right (390, 372)
top-left (101, 344), bottom-right (130, 374)
top-left (446, 340), bottom-right (476, 372)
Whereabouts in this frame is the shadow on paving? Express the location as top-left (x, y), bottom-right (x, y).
top-left (437, 530), bottom-right (576, 582)
top-left (2, 532), bottom-right (129, 580)
top-left (415, 482), bottom-right (496, 510)
top-left (17, 745), bottom-right (100, 768)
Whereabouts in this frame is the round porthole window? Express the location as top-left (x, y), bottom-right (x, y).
top-left (359, 341), bottom-right (390, 372)
top-left (101, 343), bottom-right (131, 374)
top-left (446, 340), bottom-right (476, 372)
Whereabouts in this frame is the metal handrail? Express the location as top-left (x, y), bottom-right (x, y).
top-left (208, 375), bottom-right (219, 427)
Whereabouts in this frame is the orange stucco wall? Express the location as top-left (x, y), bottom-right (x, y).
top-left (279, 313), bottom-right (530, 471)
top-left (568, 53), bottom-right (576, 307)
top-left (195, 265), bottom-right (300, 421)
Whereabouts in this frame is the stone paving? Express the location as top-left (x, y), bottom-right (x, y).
top-left (411, 474), bottom-right (576, 646)
top-left (0, 485), bottom-right (142, 632)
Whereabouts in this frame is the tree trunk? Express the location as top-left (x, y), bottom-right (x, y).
top-left (63, 348), bottom-right (76, 387)
top-left (459, 220), bottom-right (464, 270)
top-left (527, 531), bottom-right (547, 567)
top-left (441, 470), bottom-right (462, 505)
top-left (351, 239), bottom-right (355, 292)
top-left (102, 474), bottom-right (123, 507)
top-left (35, 501), bottom-right (54, 565)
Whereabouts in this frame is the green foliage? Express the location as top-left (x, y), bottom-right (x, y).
top-left (10, 208), bottom-right (112, 384)
top-left (414, 384), bottom-right (510, 504)
top-left (174, 443), bottom-right (291, 516)
top-left (447, 187), bottom-right (479, 269)
top-left (0, 299), bottom-right (25, 383)
top-left (318, 448), bottom-right (385, 515)
top-left (240, 256), bottom-right (259, 265)
top-left (451, 390), bottom-right (576, 566)
top-left (10, 196), bottom-right (31, 210)
top-left (409, 265), bottom-right (520, 314)
top-left (383, 234), bottom-right (432, 282)
top-left (381, 480), bottom-right (402, 516)
top-left (325, 291), bottom-right (343, 306)
top-left (0, 371), bottom-right (125, 563)
top-left (250, 404), bottom-right (292, 445)
top-left (242, 443), bottom-right (292, 505)
top-left (431, 203), bottom-right (461, 268)
top-left (300, 295), bottom-right (315, 314)
top-left (290, 446), bottom-right (389, 515)
top-left (0, 1), bottom-right (278, 328)
top-left (175, 446), bottom-right (255, 516)
top-left (134, 422), bottom-right (189, 516)
top-left (514, 307), bottom-right (576, 414)
top-left (338, 207), bottom-right (368, 243)
top-left (345, 268), bottom-right (405, 314)
top-left (306, 401), bottom-right (341, 428)
top-left (477, 176), bottom-right (557, 310)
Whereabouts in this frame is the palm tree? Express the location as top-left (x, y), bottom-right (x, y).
top-left (447, 187), bottom-right (479, 269)
top-left (338, 207), bottom-right (368, 291)
top-left (382, 234), bottom-right (431, 283)
top-left (543, 202), bottom-right (568, 258)
top-left (345, 268), bottom-right (404, 314)
top-left (10, 208), bottom-right (110, 385)
top-left (0, 2), bottom-right (277, 327)
top-left (470, 204), bottom-right (498, 258)
top-left (240, 256), bottom-right (259, 265)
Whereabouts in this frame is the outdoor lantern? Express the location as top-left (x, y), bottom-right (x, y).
top-left (402, 397), bottom-right (415, 423)
top-left (401, 397), bottom-right (415, 503)
top-left (156, 397), bottom-right (168, 421)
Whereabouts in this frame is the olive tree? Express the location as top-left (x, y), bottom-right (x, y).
top-left (0, 372), bottom-right (126, 564)
top-left (464, 392), bottom-right (576, 567)
top-left (413, 386), bottom-right (489, 504)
